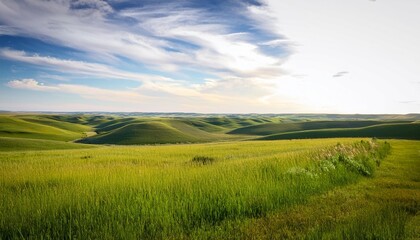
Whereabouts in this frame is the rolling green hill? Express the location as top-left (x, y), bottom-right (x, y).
top-left (229, 120), bottom-right (405, 136)
top-left (2, 113), bottom-right (418, 145)
top-left (199, 117), bottom-right (279, 129)
top-left (0, 137), bottom-right (96, 151)
top-left (45, 114), bottom-right (118, 126)
top-left (79, 121), bottom-right (229, 145)
top-left (172, 118), bottom-right (227, 133)
top-left (163, 119), bottom-right (227, 135)
top-left (80, 117), bottom-right (247, 145)
top-left (259, 122), bottom-right (420, 140)
top-left (94, 118), bottom-right (147, 133)
top-left (17, 115), bottom-right (91, 133)
top-left (0, 116), bottom-right (88, 141)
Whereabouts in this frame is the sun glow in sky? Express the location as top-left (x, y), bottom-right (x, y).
top-left (0, 0), bottom-right (419, 113)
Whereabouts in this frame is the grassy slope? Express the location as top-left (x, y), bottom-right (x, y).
top-left (1, 138), bottom-right (409, 239)
top-left (94, 117), bottom-right (143, 133)
top-left (17, 115), bottom-right (91, 133)
top-left (260, 122), bottom-right (420, 140)
top-left (47, 115), bottom-right (118, 126)
top-left (229, 120), bottom-right (403, 136)
top-left (200, 117), bottom-right (279, 129)
top-left (1, 114), bottom-right (279, 145)
top-left (2, 113), bottom-right (418, 146)
top-left (241, 139), bottom-right (420, 239)
top-left (172, 118), bottom-right (227, 133)
top-left (79, 122), bottom-right (200, 145)
top-left (0, 137), bottom-right (97, 151)
top-left (0, 116), bottom-right (87, 141)
top-left (82, 119), bottom-right (239, 145)
top-left (163, 119), bottom-right (228, 137)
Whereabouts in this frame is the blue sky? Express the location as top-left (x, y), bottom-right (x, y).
top-left (1, 0), bottom-right (419, 113)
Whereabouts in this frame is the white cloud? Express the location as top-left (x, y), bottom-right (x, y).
top-left (0, 0), bottom-right (176, 69)
top-left (1, 48), bottom-right (296, 111)
top-left (0, 1), bottom-right (305, 113)
top-left (130, 6), bottom-right (283, 76)
top-left (7, 78), bottom-right (58, 91)
top-left (0, 0), bottom-right (285, 78)
top-left (0, 48), bottom-right (171, 83)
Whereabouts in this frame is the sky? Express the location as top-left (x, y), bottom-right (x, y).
top-left (0, 0), bottom-right (419, 114)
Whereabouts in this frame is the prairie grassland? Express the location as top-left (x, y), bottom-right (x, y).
top-left (0, 138), bottom-right (415, 239)
top-left (241, 140), bottom-right (420, 239)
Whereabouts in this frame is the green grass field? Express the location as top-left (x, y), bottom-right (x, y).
top-left (1, 137), bottom-right (419, 239)
top-left (0, 113), bottom-right (419, 239)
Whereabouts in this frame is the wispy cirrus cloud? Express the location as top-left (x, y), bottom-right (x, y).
top-left (121, 4), bottom-right (284, 76)
top-left (0, 0), bottom-right (286, 78)
top-left (1, 48), bottom-right (286, 108)
top-left (0, 0), bottom-right (300, 113)
top-left (0, 48), bottom-right (172, 83)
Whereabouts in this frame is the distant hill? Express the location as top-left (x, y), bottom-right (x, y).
top-left (0, 137), bottom-right (96, 151)
top-left (80, 121), bottom-right (228, 145)
top-left (1, 113), bottom-right (419, 146)
top-left (228, 121), bottom-right (406, 136)
top-left (3, 112), bottom-right (419, 121)
top-left (259, 123), bottom-right (420, 140)
top-left (0, 115), bottom-right (91, 141)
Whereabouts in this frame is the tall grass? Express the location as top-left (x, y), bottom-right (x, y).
top-left (0, 139), bottom-right (390, 239)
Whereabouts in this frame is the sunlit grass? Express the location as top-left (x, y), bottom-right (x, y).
top-left (0, 138), bottom-right (394, 239)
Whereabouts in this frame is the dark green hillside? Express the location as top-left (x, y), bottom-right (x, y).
top-left (200, 117), bottom-right (278, 129)
top-left (94, 118), bottom-right (219, 134)
top-left (229, 121), bottom-right (399, 136)
top-left (259, 123), bottom-right (420, 140)
top-left (163, 119), bottom-right (226, 135)
top-left (79, 122), bottom-right (212, 145)
top-left (79, 118), bottom-right (242, 145)
top-left (47, 115), bottom-right (118, 126)
top-left (172, 118), bottom-right (226, 133)
top-left (95, 118), bottom-right (147, 133)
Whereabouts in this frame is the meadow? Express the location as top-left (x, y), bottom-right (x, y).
top-left (0, 113), bottom-right (419, 239)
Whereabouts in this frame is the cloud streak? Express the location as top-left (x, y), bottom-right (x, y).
top-left (0, 0), bottom-right (286, 78)
top-left (0, 48), bottom-right (172, 83)
top-left (0, 0), bottom-right (299, 113)
top-left (1, 48), bottom-right (287, 108)
top-left (332, 71), bottom-right (349, 78)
